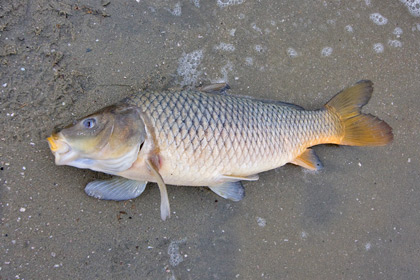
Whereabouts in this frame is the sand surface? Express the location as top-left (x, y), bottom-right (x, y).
top-left (1, 0), bottom-right (420, 279)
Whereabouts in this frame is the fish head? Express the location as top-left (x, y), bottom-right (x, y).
top-left (47, 104), bottom-right (146, 174)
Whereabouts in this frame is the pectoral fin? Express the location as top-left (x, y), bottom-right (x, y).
top-left (290, 148), bottom-right (323, 171)
top-left (146, 159), bottom-right (170, 221)
top-left (209, 181), bottom-right (245, 202)
top-left (85, 177), bottom-right (147, 200)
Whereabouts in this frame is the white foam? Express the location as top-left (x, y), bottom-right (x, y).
top-left (400, 0), bottom-right (420, 17)
top-left (373, 43), bottom-right (384, 53)
top-left (321, 47), bottom-right (333, 57)
top-left (216, 0), bottom-right (245, 8)
top-left (393, 27), bottom-right (403, 38)
top-left (388, 39), bottom-right (403, 47)
top-left (327, 19), bottom-right (336, 25)
top-left (254, 44), bottom-right (266, 53)
top-left (345, 25), bottom-right (354, 32)
top-left (370, 13), bottom-right (388, 25)
top-left (177, 49), bottom-right (203, 86)
top-left (251, 23), bottom-right (262, 34)
top-left (287, 47), bottom-right (299, 57)
top-left (214, 42), bottom-right (235, 52)
top-left (168, 238), bottom-right (187, 267)
top-left (245, 57), bottom-right (253, 66)
top-left (220, 61), bottom-right (233, 82)
top-left (168, 2), bottom-right (182, 16)
top-left (256, 217), bottom-right (266, 227)
top-left (191, 0), bottom-right (200, 8)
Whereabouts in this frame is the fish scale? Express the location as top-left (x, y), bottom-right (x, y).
top-left (125, 90), bottom-right (333, 186)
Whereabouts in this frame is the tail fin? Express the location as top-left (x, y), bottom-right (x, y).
top-left (325, 80), bottom-right (393, 146)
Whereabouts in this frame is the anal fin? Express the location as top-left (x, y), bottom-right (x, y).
top-left (209, 181), bottom-right (245, 202)
top-left (221, 174), bottom-right (259, 181)
top-left (290, 148), bottom-right (323, 171)
top-left (85, 177), bottom-right (147, 201)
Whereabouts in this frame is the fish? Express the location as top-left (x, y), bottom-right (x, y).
top-left (47, 80), bottom-right (393, 220)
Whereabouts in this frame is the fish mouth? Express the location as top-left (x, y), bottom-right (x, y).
top-left (47, 133), bottom-right (69, 153)
top-left (47, 133), bottom-right (76, 165)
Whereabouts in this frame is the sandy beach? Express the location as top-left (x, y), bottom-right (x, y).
top-left (1, 0), bottom-right (420, 279)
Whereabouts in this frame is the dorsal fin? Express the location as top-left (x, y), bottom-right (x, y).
top-left (198, 83), bottom-right (230, 94)
top-left (273, 101), bottom-right (304, 110)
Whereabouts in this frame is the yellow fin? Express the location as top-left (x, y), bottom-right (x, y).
top-left (325, 80), bottom-right (393, 146)
top-left (291, 149), bottom-right (323, 171)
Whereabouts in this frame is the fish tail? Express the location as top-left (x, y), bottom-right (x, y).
top-left (324, 80), bottom-right (393, 146)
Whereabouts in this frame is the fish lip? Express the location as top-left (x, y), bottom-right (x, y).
top-left (47, 133), bottom-right (70, 154)
top-left (47, 133), bottom-right (74, 165)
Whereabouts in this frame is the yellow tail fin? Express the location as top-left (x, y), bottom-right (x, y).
top-left (325, 80), bottom-right (393, 146)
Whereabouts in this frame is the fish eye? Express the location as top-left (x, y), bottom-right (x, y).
top-left (82, 118), bottom-right (96, 129)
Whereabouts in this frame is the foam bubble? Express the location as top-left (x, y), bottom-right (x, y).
top-left (168, 2), bottom-right (182, 16)
top-left (345, 25), bottom-right (354, 32)
top-left (400, 0), bottom-right (420, 17)
top-left (251, 23), bottom-right (262, 34)
top-left (287, 47), bottom-right (299, 57)
top-left (388, 39), bottom-right (403, 47)
top-left (220, 61), bottom-right (233, 82)
top-left (177, 49), bottom-right (203, 86)
top-left (168, 238), bottom-right (187, 267)
top-left (254, 44), bottom-right (266, 53)
top-left (191, 0), bottom-right (200, 8)
top-left (327, 19), bottom-right (336, 25)
top-left (393, 27), bottom-right (403, 38)
top-left (321, 47), bottom-right (333, 57)
top-left (370, 13), bottom-right (388, 25)
top-left (216, 0), bottom-right (245, 8)
top-left (373, 43), bottom-right (384, 53)
top-left (245, 57), bottom-right (253, 66)
top-left (256, 217), bottom-right (266, 227)
top-left (214, 42), bottom-right (235, 52)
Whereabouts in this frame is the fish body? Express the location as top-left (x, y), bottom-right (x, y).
top-left (47, 81), bottom-right (393, 220)
top-left (119, 90), bottom-right (335, 186)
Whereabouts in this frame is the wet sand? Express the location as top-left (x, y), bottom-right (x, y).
top-left (1, 0), bottom-right (420, 279)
